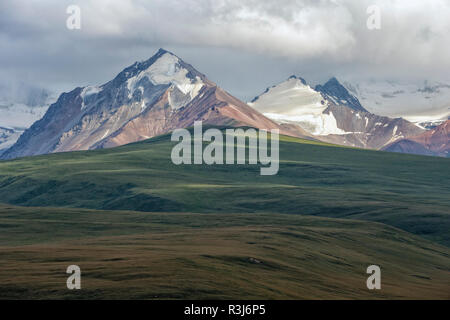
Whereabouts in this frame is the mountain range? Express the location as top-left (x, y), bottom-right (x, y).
top-left (249, 76), bottom-right (425, 150)
top-left (0, 49), bottom-right (448, 159)
top-left (0, 49), bottom-right (309, 160)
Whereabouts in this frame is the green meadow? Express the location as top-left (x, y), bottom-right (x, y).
top-left (0, 129), bottom-right (449, 299)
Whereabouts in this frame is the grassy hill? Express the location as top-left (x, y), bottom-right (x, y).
top-left (0, 129), bottom-right (448, 244)
top-left (0, 204), bottom-right (449, 299)
top-left (0, 129), bottom-right (449, 299)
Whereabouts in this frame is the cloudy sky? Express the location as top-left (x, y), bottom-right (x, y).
top-left (1, 0), bottom-right (449, 101)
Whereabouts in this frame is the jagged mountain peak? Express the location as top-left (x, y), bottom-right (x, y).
top-left (287, 75), bottom-right (307, 85)
top-left (250, 75), bottom-right (312, 103)
top-left (156, 47), bottom-right (170, 55)
top-left (315, 77), bottom-right (367, 112)
top-left (75, 49), bottom-right (208, 115)
top-left (108, 49), bottom-right (206, 90)
top-left (323, 77), bottom-right (340, 86)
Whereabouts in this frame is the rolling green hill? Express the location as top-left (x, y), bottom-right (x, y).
top-left (0, 129), bottom-right (448, 244)
top-left (0, 128), bottom-right (449, 299)
top-left (0, 204), bottom-right (449, 299)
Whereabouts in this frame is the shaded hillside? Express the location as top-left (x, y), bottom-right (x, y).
top-left (0, 204), bottom-right (449, 299)
top-left (0, 129), bottom-right (448, 245)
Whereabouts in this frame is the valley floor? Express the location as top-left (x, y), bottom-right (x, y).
top-left (0, 205), bottom-right (449, 299)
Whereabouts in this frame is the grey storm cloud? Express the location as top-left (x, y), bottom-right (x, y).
top-left (0, 0), bottom-right (449, 101)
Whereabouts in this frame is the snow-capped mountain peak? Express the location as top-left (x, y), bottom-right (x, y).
top-left (287, 75), bottom-right (307, 85)
top-left (248, 76), bottom-right (347, 136)
top-left (93, 48), bottom-right (206, 113)
top-left (249, 76), bottom-right (326, 114)
top-left (75, 49), bottom-right (206, 115)
top-left (248, 76), bottom-right (424, 148)
top-left (315, 77), bottom-right (367, 112)
top-left (125, 50), bottom-right (204, 108)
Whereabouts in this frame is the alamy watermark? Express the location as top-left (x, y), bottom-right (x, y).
top-left (66, 5), bottom-right (81, 30)
top-left (65, 4), bottom-right (381, 32)
top-left (367, 5), bottom-right (381, 30)
top-left (366, 265), bottom-right (381, 290)
top-left (171, 121), bottom-right (279, 176)
top-left (66, 265), bottom-right (81, 290)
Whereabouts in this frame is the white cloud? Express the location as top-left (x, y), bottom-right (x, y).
top-left (0, 0), bottom-right (449, 98)
top-left (55, 0), bottom-right (449, 68)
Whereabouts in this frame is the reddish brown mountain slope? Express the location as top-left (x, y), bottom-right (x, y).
top-left (383, 120), bottom-right (449, 157)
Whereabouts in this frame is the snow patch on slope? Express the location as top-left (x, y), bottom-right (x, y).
top-left (81, 86), bottom-right (102, 99)
top-left (249, 77), bottom-right (326, 115)
top-left (249, 77), bottom-right (346, 135)
top-left (80, 86), bottom-right (103, 110)
top-left (264, 112), bottom-right (345, 135)
top-left (126, 52), bottom-right (203, 108)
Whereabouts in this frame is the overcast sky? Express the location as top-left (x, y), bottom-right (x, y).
top-left (1, 0), bottom-right (449, 101)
